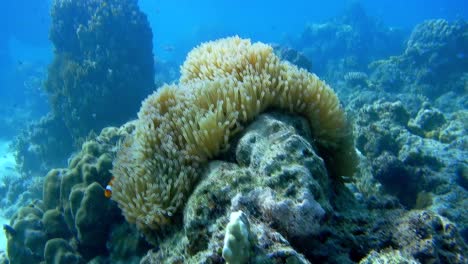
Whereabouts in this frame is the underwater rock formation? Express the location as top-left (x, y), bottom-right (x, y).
top-left (5, 25), bottom-right (468, 262)
top-left (44, 0), bottom-right (154, 144)
top-left (359, 249), bottom-right (419, 264)
top-left (391, 211), bottom-right (467, 263)
top-left (295, 3), bottom-right (405, 81)
top-left (138, 113), bottom-right (331, 263)
top-left (370, 19), bottom-right (468, 99)
top-left (354, 100), bottom-right (468, 238)
top-left (4, 113), bottom-right (467, 263)
top-left (12, 0), bottom-right (156, 187)
top-left (5, 125), bottom-right (151, 263)
top-left (111, 36), bottom-right (358, 235)
top-left (138, 112), bottom-right (466, 263)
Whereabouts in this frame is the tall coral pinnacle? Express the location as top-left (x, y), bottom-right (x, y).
top-left (111, 36), bottom-right (358, 233)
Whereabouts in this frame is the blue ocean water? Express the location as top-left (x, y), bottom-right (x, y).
top-left (143, 0), bottom-right (468, 62)
top-left (0, 0), bottom-right (467, 262)
top-left (1, 0), bottom-right (466, 120)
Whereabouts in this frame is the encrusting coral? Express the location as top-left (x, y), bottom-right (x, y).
top-left (111, 36), bottom-right (358, 234)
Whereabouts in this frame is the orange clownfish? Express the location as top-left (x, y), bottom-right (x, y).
top-left (104, 177), bottom-right (115, 198)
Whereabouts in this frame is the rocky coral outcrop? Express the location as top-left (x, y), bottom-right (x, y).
top-left (139, 113), bottom-right (346, 263)
top-left (138, 113), bottom-right (467, 263)
top-left (370, 19), bottom-right (468, 99)
top-left (6, 124), bottom-right (151, 263)
top-left (354, 100), bottom-right (468, 240)
top-left (44, 0), bottom-right (155, 147)
top-left (5, 112), bottom-right (467, 264)
top-left (295, 3), bottom-right (405, 81)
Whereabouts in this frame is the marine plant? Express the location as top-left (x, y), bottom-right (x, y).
top-left (111, 36), bottom-right (358, 235)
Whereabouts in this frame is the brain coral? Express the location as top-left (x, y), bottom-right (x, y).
top-left (111, 36), bottom-right (357, 233)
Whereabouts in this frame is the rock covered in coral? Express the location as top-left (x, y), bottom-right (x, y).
top-left (370, 19), bottom-right (468, 99)
top-left (140, 113), bottom-right (335, 263)
top-left (392, 211), bottom-right (467, 263)
top-left (6, 204), bottom-right (47, 264)
top-left (405, 19), bottom-right (467, 62)
top-left (44, 238), bottom-right (84, 264)
top-left (111, 36), bottom-right (358, 235)
top-left (6, 124), bottom-right (150, 263)
top-left (408, 104), bottom-right (447, 137)
top-left (295, 2), bottom-right (404, 81)
top-left (359, 249), bottom-right (418, 264)
top-left (138, 112), bottom-right (467, 263)
top-left (5, 113), bottom-right (466, 264)
top-left (437, 110), bottom-right (468, 144)
top-left (44, 0), bottom-right (154, 144)
top-left (354, 100), bottom-right (468, 236)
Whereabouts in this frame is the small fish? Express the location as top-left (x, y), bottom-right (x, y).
top-left (3, 224), bottom-right (16, 237)
top-left (104, 177), bottom-right (115, 198)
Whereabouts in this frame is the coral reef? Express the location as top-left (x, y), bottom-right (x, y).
top-left (13, 113), bottom-right (73, 177)
top-left (392, 211), bottom-right (467, 263)
top-left (139, 113), bottom-right (354, 263)
top-left (44, 0), bottom-right (154, 144)
top-left (6, 125), bottom-right (150, 263)
top-left (359, 249), bottom-right (418, 264)
top-left (138, 113), bottom-right (467, 263)
top-left (9, 0), bottom-right (157, 193)
top-left (0, 173), bottom-right (43, 218)
top-left (111, 36), bottom-right (358, 235)
top-left (295, 3), bottom-right (405, 81)
top-left (4, 16), bottom-right (468, 263)
top-left (4, 112), bottom-right (466, 263)
top-left (353, 100), bottom-right (468, 237)
top-left (370, 19), bottom-right (468, 99)
top-left (44, 238), bottom-right (83, 264)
